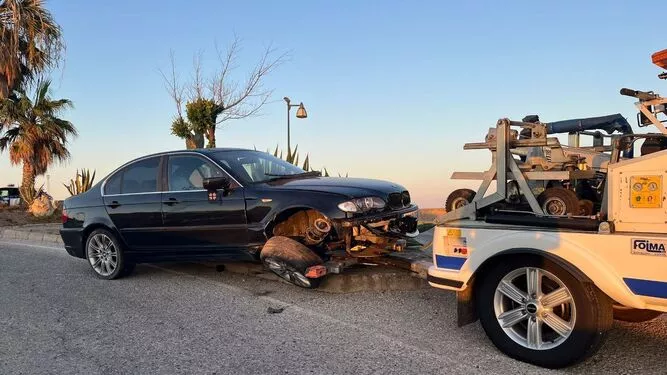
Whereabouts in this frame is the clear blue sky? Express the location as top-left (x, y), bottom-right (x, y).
top-left (1, 0), bottom-right (665, 207)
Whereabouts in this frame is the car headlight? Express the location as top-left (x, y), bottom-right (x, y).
top-left (337, 196), bottom-right (386, 213)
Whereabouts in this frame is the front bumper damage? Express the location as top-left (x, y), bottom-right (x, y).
top-left (333, 205), bottom-right (419, 257)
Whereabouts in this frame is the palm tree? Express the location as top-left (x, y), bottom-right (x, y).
top-left (0, 79), bottom-right (76, 203)
top-left (0, 0), bottom-right (63, 99)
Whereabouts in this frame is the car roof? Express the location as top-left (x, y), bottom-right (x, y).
top-left (128, 147), bottom-right (257, 161)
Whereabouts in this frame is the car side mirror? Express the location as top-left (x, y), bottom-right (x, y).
top-left (203, 177), bottom-right (232, 198)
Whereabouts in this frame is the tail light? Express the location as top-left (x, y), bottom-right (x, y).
top-left (61, 208), bottom-right (69, 224)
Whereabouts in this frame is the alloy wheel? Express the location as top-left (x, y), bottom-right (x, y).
top-left (493, 267), bottom-right (576, 350)
top-left (87, 233), bottom-right (118, 277)
top-left (263, 257), bottom-right (311, 288)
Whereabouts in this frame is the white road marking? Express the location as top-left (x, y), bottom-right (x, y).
top-left (0, 241), bottom-right (63, 251)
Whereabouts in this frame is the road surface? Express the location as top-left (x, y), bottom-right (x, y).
top-left (1, 240), bottom-right (666, 374)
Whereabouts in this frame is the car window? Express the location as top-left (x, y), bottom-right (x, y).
top-left (168, 155), bottom-right (224, 191)
top-left (0, 190), bottom-right (7, 198)
top-left (214, 150), bottom-right (305, 184)
top-left (105, 157), bottom-right (160, 195)
top-left (104, 173), bottom-right (122, 195)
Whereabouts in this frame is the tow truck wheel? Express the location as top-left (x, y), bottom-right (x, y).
top-left (260, 236), bottom-right (325, 289)
top-left (476, 256), bottom-right (613, 368)
top-left (612, 305), bottom-right (663, 322)
top-left (537, 187), bottom-right (580, 216)
top-left (445, 189), bottom-right (476, 212)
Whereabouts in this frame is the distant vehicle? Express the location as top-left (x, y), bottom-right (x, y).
top-left (0, 185), bottom-right (21, 206)
top-left (60, 148), bottom-right (419, 287)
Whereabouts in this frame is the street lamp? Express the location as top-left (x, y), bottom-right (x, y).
top-left (284, 96), bottom-right (307, 152)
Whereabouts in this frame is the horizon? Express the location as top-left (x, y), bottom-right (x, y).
top-left (1, 0), bottom-right (666, 207)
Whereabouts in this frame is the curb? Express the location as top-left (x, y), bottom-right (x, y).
top-left (0, 227), bottom-right (64, 246)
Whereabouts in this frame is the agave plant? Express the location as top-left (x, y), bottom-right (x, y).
top-left (63, 169), bottom-right (96, 196)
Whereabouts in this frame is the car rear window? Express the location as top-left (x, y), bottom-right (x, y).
top-left (104, 157), bottom-right (160, 195)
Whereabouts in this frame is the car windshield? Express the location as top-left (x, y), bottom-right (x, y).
top-left (213, 150), bottom-right (310, 184)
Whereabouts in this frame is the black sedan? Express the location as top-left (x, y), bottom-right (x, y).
top-left (60, 148), bottom-right (419, 287)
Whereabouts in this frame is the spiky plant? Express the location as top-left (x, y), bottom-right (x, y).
top-left (63, 168), bottom-right (96, 196)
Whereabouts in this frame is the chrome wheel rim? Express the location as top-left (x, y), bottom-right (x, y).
top-left (494, 267), bottom-right (576, 350)
top-left (87, 234), bottom-right (118, 277)
top-left (543, 197), bottom-right (566, 215)
top-left (263, 257), bottom-right (311, 288)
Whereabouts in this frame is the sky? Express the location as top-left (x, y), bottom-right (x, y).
top-left (1, 0), bottom-right (666, 207)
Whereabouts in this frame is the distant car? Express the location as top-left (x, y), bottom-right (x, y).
top-left (0, 186), bottom-right (21, 206)
top-left (60, 148), bottom-right (419, 287)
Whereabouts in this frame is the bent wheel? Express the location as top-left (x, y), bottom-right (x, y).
top-left (476, 256), bottom-right (612, 368)
top-left (86, 229), bottom-right (128, 280)
top-left (445, 188), bottom-right (476, 212)
top-left (260, 236), bottom-right (324, 289)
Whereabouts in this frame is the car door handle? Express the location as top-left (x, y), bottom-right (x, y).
top-left (107, 200), bottom-right (121, 209)
top-left (163, 197), bottom-right (180, 205)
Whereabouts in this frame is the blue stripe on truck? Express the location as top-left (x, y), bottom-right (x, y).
top-left (624, 278), bottom-right (667, 299)
top-left (435, 255), bottom-right (466, 270)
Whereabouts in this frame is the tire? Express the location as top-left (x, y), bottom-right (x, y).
top-left (476, 255), bottom-right (613, 368)
top-left (260, 236), bottom-right (324, 289)
top-left (613, 306), bottom-right (663, 323)
top-left (445, 189), bottom-right (476, 212)
top-left (85, 228), bottom-right (127, 280)
top-left (578, 199), bottom-right (594, 216)
top-left (537, 187), bottom-right (579, 216)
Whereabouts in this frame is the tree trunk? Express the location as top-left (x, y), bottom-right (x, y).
top-left (185, 132), bottom-right (205, 149)
top-left (20, 162), bottom-right (36, 206)
top-left (206, 126), bottom-right (216, 148)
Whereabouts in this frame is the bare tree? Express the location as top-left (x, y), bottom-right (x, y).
top-left (161, 36), bottom-right (289, 148)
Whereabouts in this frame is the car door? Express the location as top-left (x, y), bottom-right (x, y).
top-left (102, 156), bottom-right (165, 251)
top-left (160, 153), bottom-right (248, 255)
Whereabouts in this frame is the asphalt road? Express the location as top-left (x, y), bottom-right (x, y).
top-left (1, 240), bottom-right (666, 375)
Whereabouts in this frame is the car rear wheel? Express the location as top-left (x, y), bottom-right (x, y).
top-left (476, 256), bottom-right (613, 368)
top-left (260, 236), bottom-right (324, 289)
top-left (86, 229), bottom-right (128, 280)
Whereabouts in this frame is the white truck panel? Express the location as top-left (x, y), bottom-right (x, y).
top-left (608, 149), bottom-right (667, 233)
top-left (429, 222), bottom-right (667, 312)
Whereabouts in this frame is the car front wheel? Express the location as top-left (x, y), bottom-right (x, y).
top-left (260, 236), bottom-right (324, 289)
top-left (476, 256), bottom-right (613, 368)
top-left (86, 229), bottom-right (128, 280)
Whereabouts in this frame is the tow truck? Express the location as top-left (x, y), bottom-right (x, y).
top-left (428, 50), bottom-right (667, 368)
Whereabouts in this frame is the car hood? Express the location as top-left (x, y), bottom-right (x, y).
top-left (264, 177), bottom-right (408, 199)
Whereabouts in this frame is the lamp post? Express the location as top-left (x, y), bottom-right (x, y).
top-left (284, 96), bottom-right (307, 152)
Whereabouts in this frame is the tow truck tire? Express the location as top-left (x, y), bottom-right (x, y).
top-left (476, 255), bottom-right (613, 368)
top-left (260, 236), bottom-right (324, 289)
top-left (445, 189), bottom-right (476, 212)
top-left (537, 187), bottom-right (580, 216)
top-left (612, 306), bottom-right (663, 323)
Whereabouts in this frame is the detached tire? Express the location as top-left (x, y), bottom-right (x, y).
top-left (260, 236), bottom-right (324, 289)
top-left (445, 189), bottom-right (476, 212)
top-left (537, 187), bottom-right (579, 216)
top-left (476, 255), bottom-right (613, 368)
top-left (613, 306), bottom-right (663, 323)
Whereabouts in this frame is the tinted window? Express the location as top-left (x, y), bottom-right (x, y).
top-left (214, 150), bottom-right (305, 184)
top-left (105, 157), bottom-right (160, 195)
top-left (104, 173), bottom-right (122, 195)
top-left (168, 155), bottom-right (224, 191)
